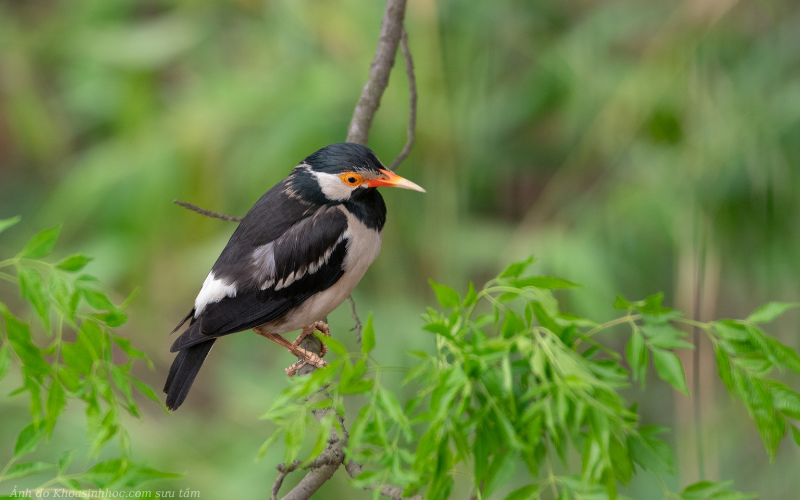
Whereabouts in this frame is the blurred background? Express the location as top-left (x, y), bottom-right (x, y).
top-left (1, 0), bottom-right (799, 497)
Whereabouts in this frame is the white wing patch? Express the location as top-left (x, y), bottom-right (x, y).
top-left (194, 272), bottom-right (237, 317)
top-left (252, 242), bottom-right (277, 289)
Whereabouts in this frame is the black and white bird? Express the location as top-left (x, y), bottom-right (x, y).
top-left (164, 143), bottom-right (424, 410)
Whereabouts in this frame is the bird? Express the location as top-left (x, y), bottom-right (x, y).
top-left (164, 142), bottom-right (425, 410)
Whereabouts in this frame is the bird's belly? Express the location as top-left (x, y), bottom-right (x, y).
top-left (261, 220), bottom-right (382, 334)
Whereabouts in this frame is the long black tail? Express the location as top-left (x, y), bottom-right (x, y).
top-left (164, 339), bottom-right (216, 411)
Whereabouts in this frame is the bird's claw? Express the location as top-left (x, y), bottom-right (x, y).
top-left (284, 347), bottom-right (327, 376)
top-left (283, 321), bottom-right (331, 376)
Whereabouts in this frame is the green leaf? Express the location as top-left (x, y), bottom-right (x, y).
top-left (767, 381), bottom-right (800, 419)
top-left (714, 344), bottom-right (734, 392)
top-left (361, 313), bottom-right (375, 354)
top-left (14, 423), bottom-right (45, 458)
top-left (714, 321), bottom-right (749, 341)
top-left (626, 329), bottom-right (647, 384)
top-left (4, 311), bottom-right (49, 378)
top-left (58, 450), bottom-right (75, 475)
top-left (80, 321), bottom-right (105, 360)
top-left (257, 429), bottom-right (281, 459)
top-left (746, 302), bottom-right (800, 324)
top-left (17, 267), bottom-right (49, 325)
top-left (133, 377), bottom-right (166, 409)
top-left (429, 279), bottom-right (460, 308)
top-left (4, 461), bottom-right (56, 480)
top-left (531, 301), bottom-right (561, 335)
top-left (643, 324), bottom-right (694, 350)
top-left (18, 225), bottom-right (61, 259)
top-left (681, 480), bottom-right (757, 500)
top-left (0, 344), bottom-right (10, 383)
top-left (464, 282), bottom-right (478, 307)
top-left (378, 387), bottom-right (412, 438)
top-left (651, 348), bottom-right (689, 396)
top-left (123, 466), bottom-right (182, 487)
top-left (792, 426), bottom-right (800, 447)
top-left (62, 340), bottom-right (93, 374)
top-left (0, 215), bottom-right (21, 235)
top-left (56, 253), bottom-right (93, 272)
top-left (46, 378), bottom-right (67, 435)
top-left (512, 276), bottom-right (580, 289)
top-left (629, 425), bottom-right (674, 475)
top-left (639, 293), bottom-right (672, 315)
top-left (614, 296), bottom-right (631, 309)
top-left (321, 334), bottom-right (347, 356)
top-left (503, 483), bottom-right (538, 500)
top-left (500, 256), bottom-right (535, 278)
top-left (81, 288), bottom-right (115, 311)
top-left (502, 310), bottom-right (525, 339)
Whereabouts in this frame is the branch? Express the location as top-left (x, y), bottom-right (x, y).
top-left (388, 28), bottom-right (417, 172)
top-left (172, 2), bottom-right (417, 497)
top-left (346, 0), bottom-right (408, 145)
top-left (173, 200), bottom-right (243, 222)
top-left (347, 295), bottom-right (363, 343)
top-left (272, 333), bottom-right (419, 500)
top-left (345, 461), bottom-right (423, 500)
top-left (276, 2), bottom-right (414, 498)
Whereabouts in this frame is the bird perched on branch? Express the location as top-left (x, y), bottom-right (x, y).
top-left (164, 143), bottom-right (425, 410)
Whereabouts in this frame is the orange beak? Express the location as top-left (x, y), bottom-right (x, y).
top-left (366, 169), bottom-right (426, 193)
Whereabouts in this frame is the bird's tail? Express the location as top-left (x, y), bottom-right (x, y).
top-left (164, 339), bottom-right (216, 411)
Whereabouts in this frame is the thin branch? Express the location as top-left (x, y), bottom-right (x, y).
top-left (173, 200), bottom-right (243, 222)
top-left (389, 28), bottom-right (417, 172)
top-left (346, 0), bottom-right (408, 145)
top-left (347, 295), bottom-right (363, 343)
top-left (344, 461), bottom-right (423, 500)
top-left (272, 335), bottom-right (418, 500)
top-left (271, 469), bottom-right (289, 500)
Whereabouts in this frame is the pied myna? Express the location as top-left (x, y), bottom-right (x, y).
top-left (164, 143), bottom-right (425, 410)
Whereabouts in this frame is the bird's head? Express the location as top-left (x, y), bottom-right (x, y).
top-left (297, 143), bottom-right (425, 203)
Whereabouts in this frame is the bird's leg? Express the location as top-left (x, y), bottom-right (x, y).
top-left (292, 321), bottom-right (331, 347)
top-left (282, 322), bottom-right (331, 376)
top-left (253, 326), bottom-right (327, 374)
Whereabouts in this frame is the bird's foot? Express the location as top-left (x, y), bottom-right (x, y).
top-left (284, 345), bottom-right (327, 376)
top-left (285, 321), bottom-right (331, 376)
top-left (292, 321), bottom-right (331, 346)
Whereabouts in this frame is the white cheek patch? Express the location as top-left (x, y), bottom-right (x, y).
top-left (312, 171), bottom-right (355, 201)
top-left (194, 272), bottom-right (237, 317)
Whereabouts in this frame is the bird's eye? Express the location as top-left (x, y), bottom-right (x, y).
top-left (339, 172), bottom-right (364, 187)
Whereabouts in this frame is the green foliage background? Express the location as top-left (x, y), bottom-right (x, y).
top-left (0, 0), bottom-right (798, 498)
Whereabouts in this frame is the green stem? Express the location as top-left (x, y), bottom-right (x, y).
top-left (0, 455), bottom-right (16, 484)
top-left (672, 317), bottom-right (710, 329)
top-left (583, 313), bottom-right (641, 339)
top-left (0, 271), bottom-right (19, 285)
top-left (0, 257), bottom-right (19, 268)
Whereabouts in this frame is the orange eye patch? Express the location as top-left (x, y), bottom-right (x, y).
top-left (339, 172), bottom-right (365, 187)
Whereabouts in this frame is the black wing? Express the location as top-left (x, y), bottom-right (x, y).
top-left (170, 187), bottom-right (349, 352)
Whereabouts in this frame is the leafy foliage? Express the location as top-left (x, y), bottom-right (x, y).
top-left (261, 257), bottom-right (800, 499)
top-left (0, 218), bottom-right (177, 494)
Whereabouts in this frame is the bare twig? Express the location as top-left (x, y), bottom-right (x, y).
top-left (388, 28), bottom-right (417, 172)
top-left (271, 469), bottom-right (289, 500)
top-left (346, 0), bottom-right (407, 145)
top-left (347, 295), bottom-right (363, 343)
top-left (173, 200), bottom-right (243, 222)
